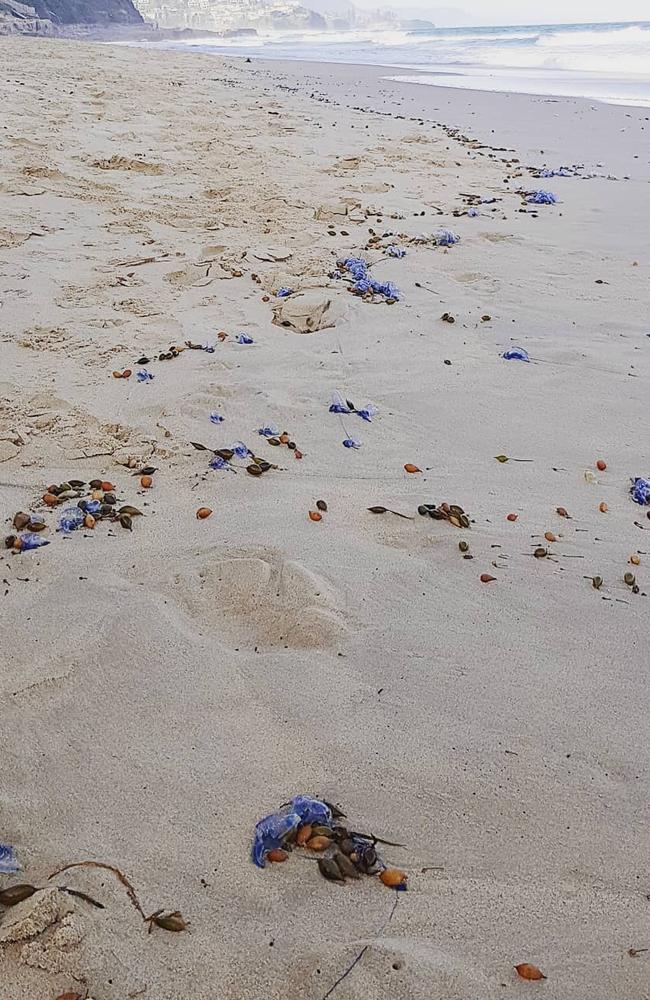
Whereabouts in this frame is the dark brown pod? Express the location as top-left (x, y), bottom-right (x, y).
top-left (28, 520), bottom-right (47, 533)
top-left (0, 884), bottom-right (37, 906)
top-left (267, 438), bottom-right (281, 446)
top-left (246, 464), bottom-right (263, 476)
top-left (151, 911), bottom-right (187, 932)
top-left (316, 500), bottom-right (328, 512)
top-left (140, 466), bottom-right (157, 476)
top-left (119, 514), bottom-right (133, 531)
top-left (338, 837), bottom-right (356, 856)
top-left (13, 512), bottom-right (31, 531)
top-left (118, 505), bottom-right (143, 517)
top-left (333, 852), bottom-right (361, 880)
top-left (215, 449), bottom-right (234, 461)
top-left (318, 858), bottom-right (345, 883)
top-left (4, 534), bottom-right (16, 549)
top-left (89, 479), bottom-right (103, 490)
top-left (103, 492), bottom-right (117, 505)
top-left (68, 480), bottom-right (86, 489)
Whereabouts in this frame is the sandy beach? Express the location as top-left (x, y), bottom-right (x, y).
top-left (1, 37), bottom-right (649, 1000)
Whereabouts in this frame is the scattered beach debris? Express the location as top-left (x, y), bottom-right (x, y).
top-left (4, 476), bottom-right (147, 553)
top-left (251, 795), bottom-right (407, 889)
top-left (47, 860), bottom-right (186, 934)
top-left (417, 503), bottom-right (471, 528)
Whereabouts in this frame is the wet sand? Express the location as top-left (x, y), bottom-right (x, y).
top-left (0, 37), bottom-right (649, 1000)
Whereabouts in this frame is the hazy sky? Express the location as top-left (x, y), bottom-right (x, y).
top-left (352, 0), bottom-right (649, 25)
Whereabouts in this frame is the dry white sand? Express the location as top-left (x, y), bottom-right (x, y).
top-left (1, 37), bottom-right (649, 1000)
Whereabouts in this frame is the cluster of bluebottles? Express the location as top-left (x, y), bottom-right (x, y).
top-left (337, 258), bottom-right (400, 301)
top-left (329, 390), bottom-right (379, 450)
top-left (526, 190), bottom-right (557, 205)
top-left (209, 441), bottom-right (251, 471)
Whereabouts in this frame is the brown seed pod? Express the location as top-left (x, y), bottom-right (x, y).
top-left (630, 554), bottom-right (641, 566)
top-left (596, 459), bottom-right (607, 471)
top-left (279, 433), bottom-right (290, 445)
top-left (118, 506), bottom-right (143, 517)
top-left (4, 534), bottom-right (16, 549)
top-left (311, 825), bottom-right (333, 838)
top-left (91, 490), bottom-right (104, 502)
top-left (506, 513), bottom-right (518, 522)
top-left (459, 541), bottom-right (469, 553)
top-left (150, 911), bottom-right (187, 932)
top-left (480, 573), bottom-right (496, 583)
top-left (42, 493), bottom-right (60, 507)
top-left (13, 512), bottom-right (31, 531)
top-left (28, 520), bottom-right (46, 532)
top-left (318, 858), bottom-right (345, 883)
top-left (119, 514), bottom-right (133, 531)
top-left (624, 572), bottom-right (636, 586)
top-left (333, 852), bottom-right (361, 880)
top-left (294, 450), bottom-right (303, 460)
top-left (316, 500), bottom-right (328, 512)
top-left (140, 475), bottom-right (153, 489)
top-left (309, 511), bottom-right (322, 522)
top-left (556, 507), bottom-right (569, 518)
top-left (101, 481), bottom-right (114, 492)
top-left (544, 532), bottom-right (557, 543)
top-left (266, 849), bottom-right (289, 863)
top-left (196, 507), bottom-right (213, 520)
top-left (598, 502), bottom-right (608, 513)
top-left (306, 836), bottom-right (332, 852)
top-left (103, 492), bottom-right (117, 506)
top-left (84, 514), bottom-right (96, 530)
top-left (404, 463), bottom-right (421, 474)
top-left (379, 868), bottom-right (407, 888)
top-left (266, 438), bottom-right (281, 447)
top-left (122, 369), bottom-right (132, 379)
top-left (112, 370), bottom-right (123, 379)
top-left (296, 824), bottom-right (313, 847)
top-left (0, 884), bottom-right (37, 906)
top-left (534, 547), bottom-right (547, 559)
top-left (215, 450), bottom-right (234, 461)
top-left (338, 838), bottom-right (356, 856)
top-left (246, 464), bottom-right (263, 476)
top-left (89, 479), bottom-right (103, 490)
top-left (591, 576), bottom-right (603, 590)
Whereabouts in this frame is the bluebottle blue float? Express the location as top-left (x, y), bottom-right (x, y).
top-left (252, 795), bottom-right (332, 868)
top-left (502, 348), bottom-right (530, 362)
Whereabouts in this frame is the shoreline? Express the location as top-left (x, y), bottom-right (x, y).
top-left (1, 36), bottom-right (649, 1000)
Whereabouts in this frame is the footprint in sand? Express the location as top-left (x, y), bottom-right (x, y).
top-left (172, 548), bottom-right (349, 649)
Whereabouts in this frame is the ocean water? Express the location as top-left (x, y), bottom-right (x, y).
top-left (151, 20), bottom-right (650, 107)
